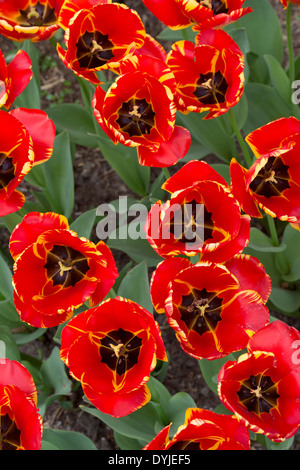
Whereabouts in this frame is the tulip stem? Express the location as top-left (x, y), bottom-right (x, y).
top-left (228, 109), bottom-right (252, 168)
top-left (267, 215), bottom-right (279, 247)
top-left (286, 3), bottom-right (295, 89)
top-left (162, 167), bottom-right (171, 180)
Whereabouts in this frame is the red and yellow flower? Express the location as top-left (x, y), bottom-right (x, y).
top-left (142, 0), bottom-right (252, 31)
top-left (150, 255), bottom-right (270, 360)
top-left (0, 0), bottom-right (64, 42)
top-left (218, 320), bottom-right (300, 442)
top-left (144, 407), bottom-right (250, 450)
top-left (0, 49), bottom-right (32, 110)
top-left (60, 296), bottom-right (167, 417)
top-left (0, 107), bottom-right (55, 217)
top-left (9, 211), bottom-right (118, 328)
top-left (57, 0), bottom-right (146, 84)
top-left (92, 54), bottom-right (191, 167)
top-left (166, 29), bottom-right (244, 119)
top-left (145, 160), bottom-right (250, 260)
top-left (0, 358), bottom-right (43, 450)
top-left (230, 117), bottom-right (300, 230)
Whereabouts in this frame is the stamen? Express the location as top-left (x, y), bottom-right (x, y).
top-left (91, 40), bottom-right (103, 53)
top-left (264, 170), bottom-right (277, 184)
top-left (129, 105), bottom-right (142, 118)
top-left (58, 260), bottom-right (73, 277)
top-left (109, 342), bottom-right (124, 358)
top-left (27, 8), bottom-right (40, 20)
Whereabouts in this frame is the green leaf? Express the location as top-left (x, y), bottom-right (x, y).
top-left (113, 431), bottom-right (145, 450)
top-left (108, 229), bottom-right (163, 267)
top-left (41, 130), bottom-right (75, 218)
top-left (199, 353), bottom-right (237, 395)
top-left (117, 261), bottom-right (153, 313)
top-left (281, 224), bottom-right (300, 282)
top-left (176, 112), bottom-right (236, 162)
top-left (264, 54), bottom-right (292, 104)
top-left (40, 346), bottom-right (71, 396)
top-left (265, 435), bottom-right (294, 451)
top-left (14, 40), bottom-right (41, 109)
top-left (70, 209), bottom-right (96, 239)
top-left (41, 428), bottom-right (97, 450)
top-left (157, 26), bottom-right (196, 42)
top-left (45, 104), bottom-right (100, 148)
top-left (0, 253), bottom-right (13, 298)
top-left (269, 287), bottom-right (300, 315)
top-left (226, 0), bottom-right (283, 63)
top-left (0, 300), bottom-right (22, 329)
top-left (165, 392), bottom-right (197, 436)
top-left (0, 326), bottom-right (21, 361)
top-left (81, 401), bottom-right (161, 443)
top-left (244, 83), bottom-right (293, 134)
top-left (247, 227), bottom-right (286, 253)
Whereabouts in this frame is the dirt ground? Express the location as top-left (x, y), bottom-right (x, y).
top-left (0, 0), bottom-right (300, 451)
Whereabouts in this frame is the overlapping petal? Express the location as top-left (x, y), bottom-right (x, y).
top-left (0, 108), bottom-right (55, 217)
top-left (0, 359), bottom-right (42, 450)
top-left (218, 320), bottom-right (300, 442)
top-left (60, 296), bottom-right (167, 417)
top-left (0, 49), bottom-right (32, 110)
top-left (10, 212), bottom-right (118, 328)
top-left (0, 0), bottom-right (64, 42)
top-left (150, 256), bottom-right (270, 360)
top-left (142, 0), bottom-right (252, 31)
top-left (144, 407), bottom-right (250, 450)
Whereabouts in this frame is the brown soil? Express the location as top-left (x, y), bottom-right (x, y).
top-left (0, 0), bottom-right (300, 451)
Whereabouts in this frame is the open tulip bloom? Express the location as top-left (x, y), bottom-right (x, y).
top-left (145, 160), bottom-right (250, 260)
top-left (0, 358), bottom-right (43, 450)
top-left (92, 53), bottom-right (191, 167)
top-left (230, 117), bottom-right (300, 231)
top-left (0, 0), bottom-right (65, 42)
top-left (150, 254), bottom-right (270, 360)
top-left (57, 0), bottom-right (146, 85)
top-left (218, 320), bottom-right (300, 442)
top-left (141, 0), bottom-right (252, 31)
top-left (144, 407), bottom-right (250, 450)
top-left (167, 29), bottom-right (245, 119)
top-left (9, 211), bottom-right (118, 328)
top-left (60, 296), bottom-right (167, 417)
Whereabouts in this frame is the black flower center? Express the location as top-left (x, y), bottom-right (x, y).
top-left (249, 156), bottom-right (290, 198)
top-left (76, 31), bottom-right (114, 69)
top-left (0, 153), bottom-right (15, 189)
top-left (100, 328), bottom-right (142, 376)
top-left (196, 0), bottom-right (228, 15)
top-left (179, 288), bottom-right (223, 335)
top-left (44, 245), bottom-right (90, 288)
top-left (169, 199), bottom-right (214, 245)
top-left (237, 374), bottom-right (280, 415)
top-left (193, 71), bottom-right (228, 105)
top-left (19, 2), bottom-right (56, 26)
top-left (116, 98), bottom-right (156, 137)
top-left (0, 413), bottom-right (21, 450)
